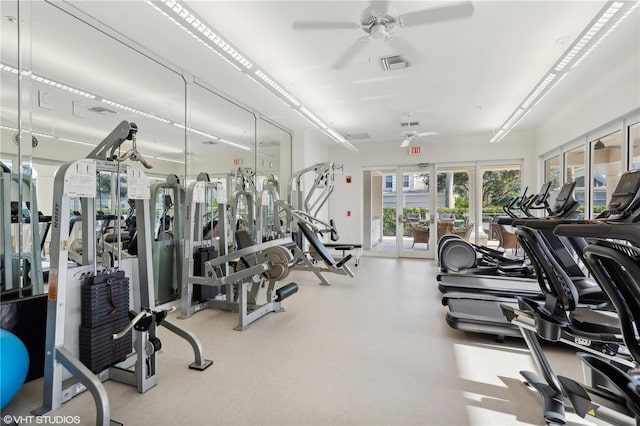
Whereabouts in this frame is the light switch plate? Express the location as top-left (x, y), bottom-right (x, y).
top-left (38, 90), bottom-right (53, 109)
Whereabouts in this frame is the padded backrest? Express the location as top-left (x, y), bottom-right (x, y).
top-left (297, 221), bottom-right (336, 266)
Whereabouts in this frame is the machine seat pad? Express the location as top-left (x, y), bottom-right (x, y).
top-left (297, 222), bottom-right (337, 266)
top-left (570, 308), bottom-right (620, 334)
top-left (330, 245), bottom-right (355, 251)
top-left (104, 232), bottom-right (131, 243)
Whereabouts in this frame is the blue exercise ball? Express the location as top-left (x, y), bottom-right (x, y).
top-left (0, 328), bottom-right (29, 409)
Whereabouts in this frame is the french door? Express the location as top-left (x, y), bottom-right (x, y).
top-left (363, 165), bottom-right (435, 259)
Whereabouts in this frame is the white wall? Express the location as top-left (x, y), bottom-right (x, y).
top-left (534, 51), bottom-right (640, 156)
top-left (327, 131), bottom-right (536, 244)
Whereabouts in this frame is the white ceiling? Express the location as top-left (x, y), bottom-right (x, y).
top-left (2, 1), bottom-right (639, 153)
top-left (186, 0), bottom-right (638, 145)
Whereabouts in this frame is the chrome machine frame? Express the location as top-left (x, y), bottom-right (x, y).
top-left (0, 162), bottom-right (45, 296)
top-left (180, 172), bottom-right (299, 330)
top-left (34, 122), bottom-right (211, 426)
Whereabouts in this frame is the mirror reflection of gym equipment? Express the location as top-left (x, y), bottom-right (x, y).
top-left (179, 172), bottom-right (299, 330)
top-left (33, 123), bottom-right (212, 426)
top-left (2, 1), bottom-right (640, 425)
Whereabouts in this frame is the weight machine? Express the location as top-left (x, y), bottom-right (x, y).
top-left (179, 172), bottom-right (299, 330)
top-left (34, 121), bottom-right (211, 426)
top-left (0, 161), bottom-right (48, 298)
top-left (149, 174), bottom-right (184, 304)
top-left (286, 162), bottom-right (362, 266)
top-left (228, 167), bottom-right (257, 246)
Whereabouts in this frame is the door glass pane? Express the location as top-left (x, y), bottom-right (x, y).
top-left (481, 165), bottom-right (520, 247)
top-left (437, 168), bottom-right (470, 242)
top-left (544, 155), bottom-right (561, 205)
top-left (363, 169), bottom-right (396, 254)
top-left (564, 145), bottom-right (585, 219)
top-left (630, 121), bottom-right (640, 169)
top-left (401, 169), bottom-right (431, 253)
top-left (590, 130), bottom-right (622, 218)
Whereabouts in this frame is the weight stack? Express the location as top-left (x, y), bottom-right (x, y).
top-left (193, 246), bottom-right (219, 302)
top-left (80, 271), bottom-right (132, 374)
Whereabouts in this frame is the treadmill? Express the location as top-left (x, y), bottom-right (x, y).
top-left (440, 182), bottom-right (607, 339)
top-left (437, 181), bottom-right (580, 298)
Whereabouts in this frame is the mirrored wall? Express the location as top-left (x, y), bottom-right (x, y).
top-left (0, 1), bottom-right (291, 300)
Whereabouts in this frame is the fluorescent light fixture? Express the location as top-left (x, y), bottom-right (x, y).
top-left (521, 73), bottom-right (556, 109)
top-left (0, 125), bottom-right (19, 132)
top-left (0, 64), bottom-right (19, 74)
top-left (32, 73), bottom-right (96, 99)
top-left (254, 69), bottom-right (301, 107)
top-left (102, 99), bottom-right (170, 124)
top-left (532, 73), bottom-right (569, 107)
top-left (490, 1), bottom-right (637, 144)
top-left (219, 138), bottom-right (252, 151)
top-left (1, 63), bottom-right (97, 99)
top-left (147, 0), bottom-right (358, 151)
top-left (325, 128), bottom-right (347, 144)
top-left (151, 156), bottom-right (185, 164)
top-left (489, 129), bottom-right (507, 144)
top-left (32, 132), bottom-right (54, 139)
top-left (173, 123), bottom-right (251, 151)
top-left (58, 136), bottom-right (96, 147)
top-left (299, 106), bottom-right (327, 130)
top-left (150, 0), bottom-right (253, 71)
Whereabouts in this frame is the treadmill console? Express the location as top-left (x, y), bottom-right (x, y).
top-left (522, 181), bottom-right (552, 215)
top-left (550, 182), bottom-right (577, 217)
top-left (532, 181), bottom-right (552, 205)
top-left (601, 169), bottom-right (640, 221)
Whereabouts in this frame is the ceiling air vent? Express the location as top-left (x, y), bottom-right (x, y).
top-left (380, 55), bottom-right (410, 71)
top-left (88, 106), bottom-right (117, 115)
top-left (347, 133), bottom-right (370, 141)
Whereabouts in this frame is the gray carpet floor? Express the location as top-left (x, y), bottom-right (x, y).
top-left (3, 257), bottom-right (612, 425)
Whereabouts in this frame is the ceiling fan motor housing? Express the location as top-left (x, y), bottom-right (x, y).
top-left (361, 6), bottom-right (397, 35)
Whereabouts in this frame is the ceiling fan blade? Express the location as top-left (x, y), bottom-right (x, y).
top-left (386, 36), bottom-right (424, 64)
top-left (293, 21), bottom-right (361, 30)
top-left (400, 138), bottom-right (411, 148)
top-left (399, 2), bottom-right (474, 27)
top-left (332, 37), bottom-right (369, 69)
top-left (416, 131), bottom-right (438, 137)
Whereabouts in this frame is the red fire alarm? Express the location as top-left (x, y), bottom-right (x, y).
top-left (346, 176), bottom-right (352, 184)
top-left (347, 210), bottom-right (351, 217)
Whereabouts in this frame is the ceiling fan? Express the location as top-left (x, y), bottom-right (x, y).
top-left (292, 1), bottom-right (474, 69)
top-left (400, 130), bottom-right (437, 148)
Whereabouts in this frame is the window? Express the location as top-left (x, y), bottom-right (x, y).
top-left (403, 174), bottom-right (409, 188)
top-left (544, 155), bottom-right (561, 206)
top-left (385, 175), bottom-right (393, 190)
top-left (564, 145), bottom-right (585, 218)
top-left (630, 121), bottom-right (640, 170)
top-left (590, 130), bottom-right (621, 218)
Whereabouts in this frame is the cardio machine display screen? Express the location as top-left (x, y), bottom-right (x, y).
top-left (555, 182), bottom-right (575, 203)
top-left (608, 170), bottom-right (640, 211)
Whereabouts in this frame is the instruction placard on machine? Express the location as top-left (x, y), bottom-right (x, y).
top-left (64, 159), bottom-right (97, 197)
top-left (127, 166), bottom-right (150, 200)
